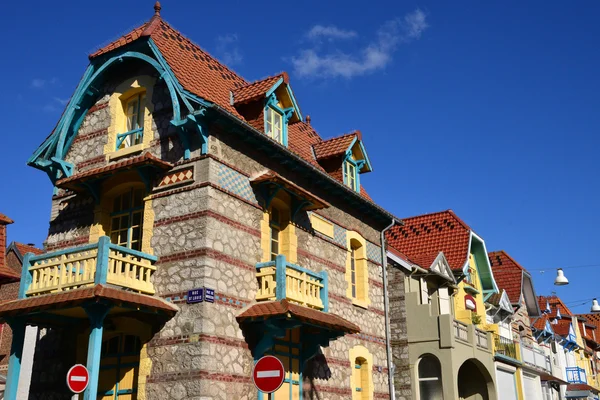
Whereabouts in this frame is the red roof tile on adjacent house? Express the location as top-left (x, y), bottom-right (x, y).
top-left (488, 250), bottom-right (526, 304)
top-left (578, 313), bottom-right (600, 335)
top-left (533, 314), bottom-right (551, 331)
top-left (538, 295), bottom-right (573, 318)
top-left (567, 383), bottom-right (599, 394)
top-left (14, 243), bottom-right (44, 257)
top-left (312, 132), bottom-right (357, 160)
top-left (552, 319), bottom-right (573, 337)
top-left (57, 152), bottom-right (172, 187)
top-left (386, 210), bottom-right (472, 272)
top-left (0, 213), bottom-right (13, 225)
top-left (232, 73), bottom-right (287, 105)
top-left (237, 299), bottom-right (360, 334)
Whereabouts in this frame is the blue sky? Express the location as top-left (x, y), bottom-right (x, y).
top-left (1, 1), bottom-right (599, 312)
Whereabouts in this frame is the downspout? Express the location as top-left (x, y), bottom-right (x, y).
top-left (381, 218), bottom-right (399, 400)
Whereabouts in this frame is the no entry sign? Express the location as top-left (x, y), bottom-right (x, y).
top-left (66, 364), bottom-right (89, 394)
top-left (252, 355), bottom-right (285, 393)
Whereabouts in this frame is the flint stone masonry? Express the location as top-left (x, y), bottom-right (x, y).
top-left (388, 263), bottom-right (412, 400)
top-left (29, 62), bottom-right (410, 398)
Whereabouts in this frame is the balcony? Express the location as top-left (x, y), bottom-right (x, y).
top-left (256, 254), bottom-right (328, 311)
top-left (464, 268), bottom-right (479, 294)
top-left (493, 334), bottom-right (520, 363)
top-left (521, 343), bottom-right (552, 373)
top-left (566, 367), bottom-right (587, 384)
top-left (451, 319), bottom-right (491, 351)
top-left (21, 236), bottom-right (157, 297)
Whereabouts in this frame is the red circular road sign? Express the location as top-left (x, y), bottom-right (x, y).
top-left (66, 364), bottom-right (89, 394)
top-left (252, 355), bottom-right (285, 393)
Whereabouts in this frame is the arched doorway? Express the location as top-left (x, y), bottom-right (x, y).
top-left (457, 359), bottom-right (494, 400)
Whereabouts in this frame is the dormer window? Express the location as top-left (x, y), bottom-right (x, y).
top-left (118, 91), bottom-right (146, 150)
top-left (343, 159), bottom-right (358, 191)
top-left (265, 106), bottom-right (283, 144)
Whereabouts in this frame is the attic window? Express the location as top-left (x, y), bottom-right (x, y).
top-left (343, 160), bottom-right (357, 191)
top-left (265, 106), bottom-right (283, 144)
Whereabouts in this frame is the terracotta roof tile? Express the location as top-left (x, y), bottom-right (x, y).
top-left (236, 299), bottom-right (360, 334)
top-left (538, 295), bottom-right (573, 318)
top-left (0, 284), bottom-right (178, 317)
top-left (408, 252), bottom-right (439, 270)
top-left (533, 314), bottom-right (551, 331)
top-left (488, 250), bottom-right (525, 304)
top-left (86, 13), bottom-right (382, 203)
top-left (14, 242), bottom-right (44, 257)
top-left (56, 152), bottom-right (172, 187)
top-left (232, 73), bottom-right (287, 105)
top-left (312, 132), bottom-right (357, 160)
top-left (552, 319), bottom-right (573, 337)
top-left (386, 210), bottom-right (472, 272)
top-left (578, 313), bottom-right (600, 333)
top-left (567, 383), bottom-right (599, 393)
top-left (0, 213), bottom-right (13, 225)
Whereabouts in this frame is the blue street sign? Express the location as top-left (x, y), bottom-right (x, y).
top-left (187, 288), bottom-right (204, 304)
top-left (204, 288), bottom-right (215, 303)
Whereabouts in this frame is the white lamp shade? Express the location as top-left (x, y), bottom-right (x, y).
top-left (554, 268), bottom-right (569, 286)
top-left (591, 299), bottom-right (600, 313)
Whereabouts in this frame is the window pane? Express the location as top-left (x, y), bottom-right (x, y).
top-left (120, 215), bottom-right (130, 230)
top-left (132, 212), bottom-right (142, 227)
top-left (111, 217), bottom-right (119, 231)
top-left (133, 189), bottom-right (143, 207)
top-left (132, 227), bottom-right (141, 243)
top-left (122, 191), bottom-right (131, 210)
top-left (119, 230), bottom-right (128, 245)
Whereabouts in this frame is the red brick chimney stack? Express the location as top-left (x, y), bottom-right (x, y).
top-left (0, 213), bottom-right (14, 269)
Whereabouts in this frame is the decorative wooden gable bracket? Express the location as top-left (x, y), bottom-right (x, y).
top-left (171, 108), bottom-right (208, 159)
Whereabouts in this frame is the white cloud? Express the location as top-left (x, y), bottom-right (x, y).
top-left (216, 34), bottom-right (243, 66)
top-left (53, 97), bottom-right (69, 105)
top-left (30, 77), bottom-right (59, 89)
top-left (307, 25), bottom-right (357, 41)
top-left (290, 9), bottom-right (429, 79)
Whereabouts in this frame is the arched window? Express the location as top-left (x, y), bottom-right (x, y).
top-left (110, 188), bottom-right (145, 251)
top-left (349, 346), bottom-right (373, 400)
top-left (418, 355), bottom-right (443, 400)
top-left (346, 232), bottom-right (369, 307)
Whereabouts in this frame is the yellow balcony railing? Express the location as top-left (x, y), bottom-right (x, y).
top-left (494, 334), bottom-right (519, 361)
top-left (256, 255), bottom-right (328, 311)
top-left (19, 236), bottom-right (157, 298)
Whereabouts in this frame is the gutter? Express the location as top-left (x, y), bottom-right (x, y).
top-left (381, 218), bottom-right (402, 399)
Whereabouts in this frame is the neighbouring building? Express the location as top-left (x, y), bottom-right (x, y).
top-left (489, 250), bottom-right (567, 400)
top-left (386, 209), bottom-right (498, 400)
top-left (0, 3), bottom-right (404, 400)
top-left (536, 295), bottom-right (600, 399)
top-left (0, 214), bottom-right (41, 400)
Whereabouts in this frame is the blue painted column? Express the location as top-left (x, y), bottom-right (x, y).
top-left (94, 236), bottom-right (110, 284)
top-left (4, 320), bottom-right (25, 400)
top-left (83, 304), bottom-right (111, 400)
top-left (320, 271), bottom-right (329, 312)
top-left (275, 255), bottom-right (287, 301)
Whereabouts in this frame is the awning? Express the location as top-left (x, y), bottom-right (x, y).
top-left (566, 383), bottom-right (600, 398)
top-left (539, 371), bottom-right (569, 385)
top-left (250, 170), bottom-right (330, 216)
top-left (56, 152), bottom-right (173, 199)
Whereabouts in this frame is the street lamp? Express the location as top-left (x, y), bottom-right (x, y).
top-left (554, 268), bottom-right (569, 286)
top-left (591, 299), bottom-right (600, 313)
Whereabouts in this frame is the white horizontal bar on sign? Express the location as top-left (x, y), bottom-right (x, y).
top-left (257, 370), bottom-right (281, 378)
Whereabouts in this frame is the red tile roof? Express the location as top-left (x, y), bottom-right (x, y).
top-left (407, 252), bottom-right (440, 270)
top-left (86, 11), bottom-right (380, 201)
top-left (13, 242), bottom-right (44, 257)
top-left (313, 132), bottom-right (358, 160)
top-left (538, 295), bottom-right (573, 318)
top-left (57, 152), bottom-right (172, 188)
top-left (232, 73), bottom-right (287, 105)
top-left (578, 313), bottom-right (600, 334)
top-left (236, 299), bottom-right (360, 334)
top-left (552, 319), bottom-right (573, 337)
top-left (250, 170), bottom-right (330, 210)
top-left (533, 314), bottom-right (551, 331)
top-left (0, 284), bottom-right (178, 318)
top-left (566, 383), bottom-right (599, 394)
top-left (488, 250), bottom-right (526, 304)
top-left (0, 213), bottom-right (13, 225)
top-left (386, 210), bottom-right (472, 271)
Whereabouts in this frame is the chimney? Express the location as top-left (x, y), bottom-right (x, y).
top-left (0, 213), bottom-right (14, 269)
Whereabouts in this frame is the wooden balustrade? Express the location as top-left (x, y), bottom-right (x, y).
top-left (22, 237), bottom-right (157, 297)
top-left (256, 255), bottom-right (328, 311)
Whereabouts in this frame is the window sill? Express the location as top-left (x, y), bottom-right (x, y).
top-left (351, 298), bottom-right (370, 309)
top-left (107, 143), bottom-right (145, 161)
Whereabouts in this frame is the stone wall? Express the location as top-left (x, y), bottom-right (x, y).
top-left (388, 262), bottom-right (412, 400)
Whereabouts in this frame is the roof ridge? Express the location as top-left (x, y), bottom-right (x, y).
top-left (401, 209), bottom-right (471, 233)
top-left (318, 131), bottom-right (359, 143)
top-left (488, 250), bottom-right (526, 272)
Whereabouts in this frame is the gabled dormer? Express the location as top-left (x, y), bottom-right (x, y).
top-left (231, 72), bottom-right (302, 147)
top-left (312, 131), bottom-right (372, 193)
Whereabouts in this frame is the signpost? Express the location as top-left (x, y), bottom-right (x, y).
top-left (252, 355), bottom-right (285, 396)
top-left (66, 364), bottom-right (89, 398)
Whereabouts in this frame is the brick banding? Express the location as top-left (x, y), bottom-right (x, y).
top-left (72, 128), bottom-right (107, 144)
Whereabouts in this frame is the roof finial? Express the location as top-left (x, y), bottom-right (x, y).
top-left (306, 115), bottom-right (311, 125)
top-left (154, 1), bottom-right (162, 16)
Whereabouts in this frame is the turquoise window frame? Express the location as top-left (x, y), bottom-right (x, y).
top-left (342, 151), bottom-right (366, 193)
top-left (264, 93), bottom-right (295, 147)
top-left (257, 337), bottom-right (303, 400)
